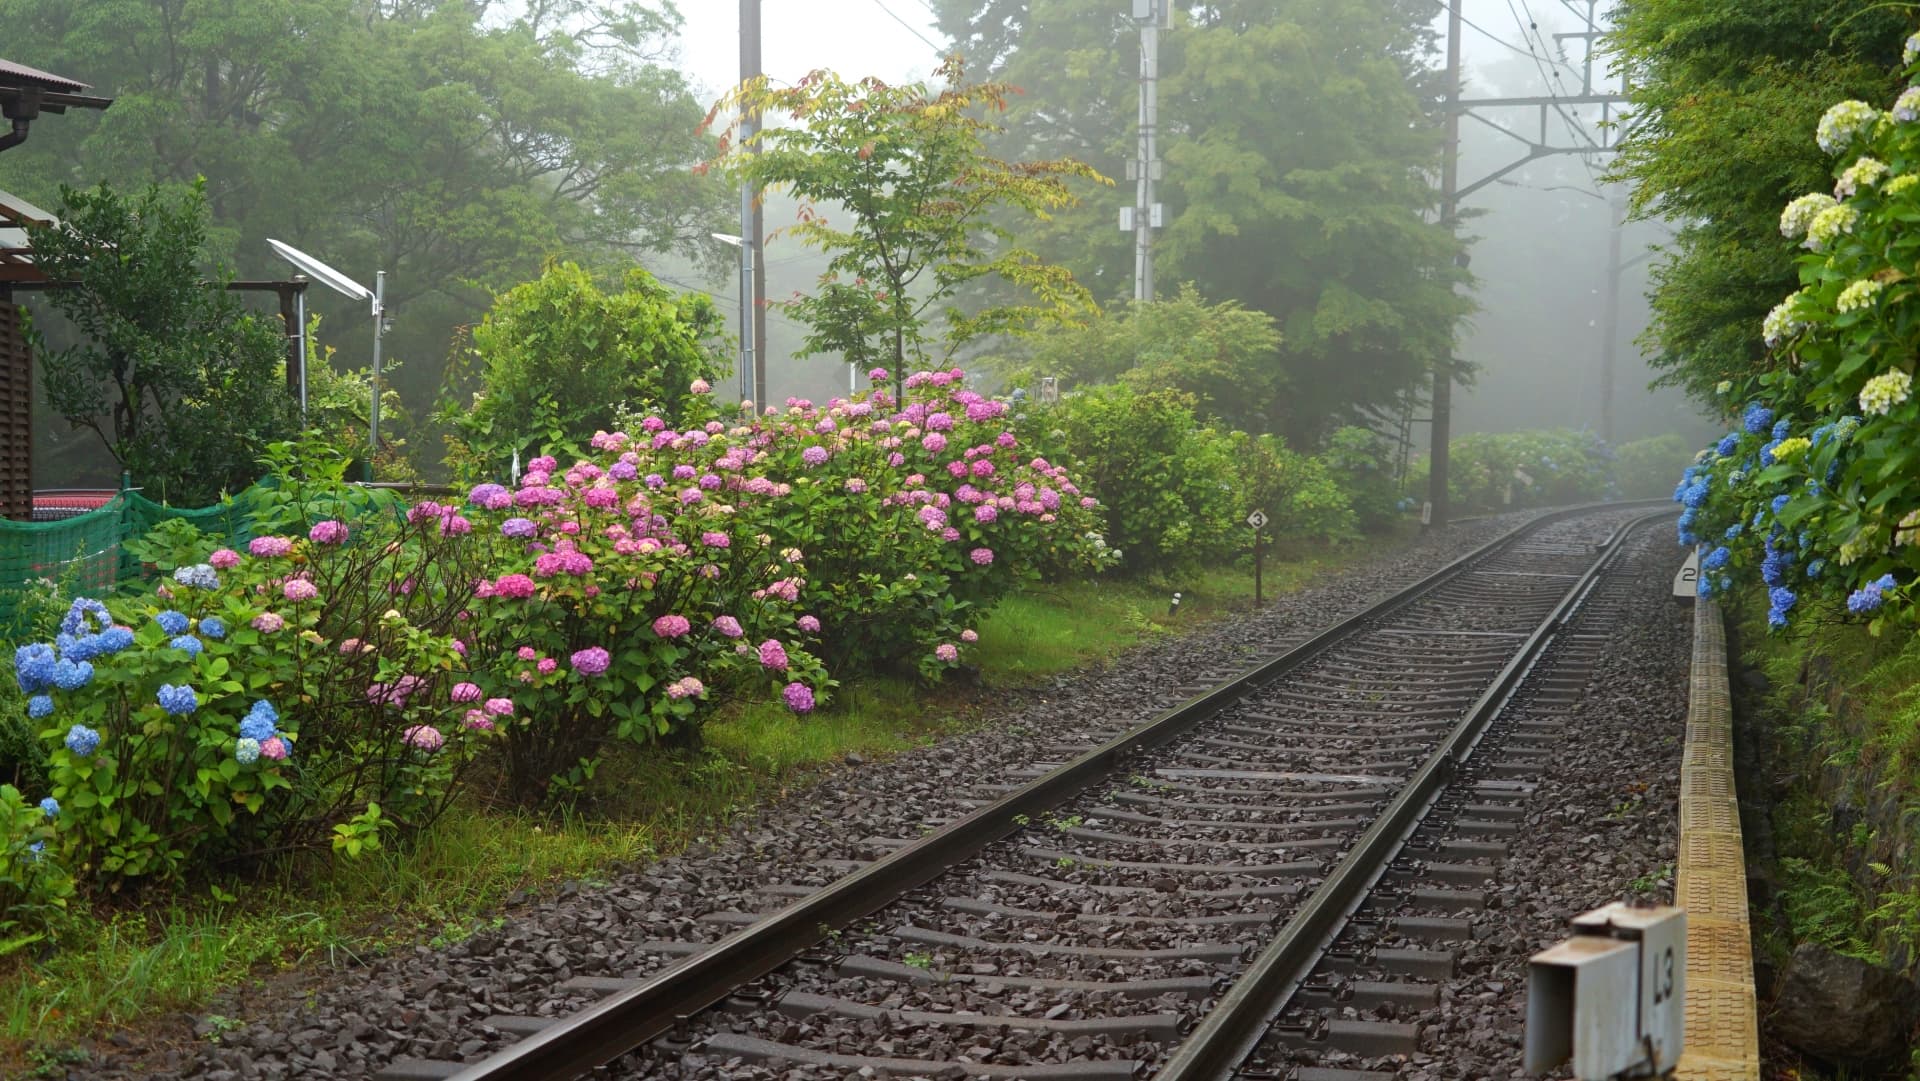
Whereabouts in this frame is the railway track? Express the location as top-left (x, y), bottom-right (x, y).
top-left (374, 505), bottom-right (1665, 1081)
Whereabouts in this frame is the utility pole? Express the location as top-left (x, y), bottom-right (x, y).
top-left (1126, 0), bottom-right (1167, 302)
top-left (740, 0), bottom-right (767, 408)
top-left (1428, 0), bottom-right (1463, 529)
top-left (1600, 193), bottom-right (1624, 444)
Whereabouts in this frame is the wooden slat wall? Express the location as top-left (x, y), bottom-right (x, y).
top-left (0, 302), bottom-right (30, 521)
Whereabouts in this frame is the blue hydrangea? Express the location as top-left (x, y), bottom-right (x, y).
top-left (1835, 415), bottom-right (1863, 440)
top-left (155, 610), bottom-right (190, 636)
top-left (168, 635), bottom-right (203, 657)
top-left (239, 714), bottom-right (276, 741)
top-left (27, 841), bottom-right (43, 859)
top-left (1770, 586), bottom-right (1798, 613)
top-left (198, 617), bottom-right (226, 640)
top-left (1762, 549), bottom-right (1792, 587)
top-left (38, 797), bottom-right (57, 818)
top-left (1744, 402), bottom-right (1775, 434)
top-left (1771, 418), bottom-right (1792, 441)
top-left (1725, 523), bottom-right (1744, 540)
top-left (1697, 575), bottom-right (1713, 597)
top-left (95, 626), bottom-right (133, 654)
top-left (156, 683), bottom-right (198, 715)
top-left (1716, 433), bottom-right (1741, 457)
top-left (27, 694), bottom-right (52, 719)
top-left (1761, 440), bottom-right (1781, 466)
top-left (235, 737), bottom-right (261, 764)
top-left (1849, 582), bottom-right (1887, 613)
top-left (60, 632), bottom-right (100, 662)
top-left (1807, 559), bottom-right (1827, 580)
top-left (1680, 481), bottom-right (1709, 508)
top-left (51, 659), bottom-right (94, 691)
top-left (1720, 576), bottom-right (1732, 592)
top-left (171, 563), bottom-right (219, 590)
top-left (59, 598), bottom-right (110, 637)
top-left (14, 643), bottom-right (56, 693)
top-left (1703, 546), bottom-right (1732, 570)
top-left (247, 700), bottom-right (279, 725)
top-left (64, 724), bottom-right (101, 756)
top-left (1768, 607), bottom-right (1790, 629)
top-left (1771, 494), bottom-right (1791, 516)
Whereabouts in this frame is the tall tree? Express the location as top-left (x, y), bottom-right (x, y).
top-left (930, 0), bottom-right (1468, 442)
top-left (0, 0), bottom-right (729, 410)
top-left (1607, 0), bottom-right (1913, 403)
top-left (709, 59), bottom-right (1104, 395)
top-left (29, 181), bottom-right (295, 504)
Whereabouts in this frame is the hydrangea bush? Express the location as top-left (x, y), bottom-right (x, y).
top-left (1677, 34), bottom-right (1920, 633)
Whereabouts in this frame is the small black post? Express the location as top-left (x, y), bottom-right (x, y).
top-left (1254, 530), bottom-right (1264, 608)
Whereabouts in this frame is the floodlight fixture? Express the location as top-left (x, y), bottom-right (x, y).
top-left (266, 238), bottom-right (388, 477)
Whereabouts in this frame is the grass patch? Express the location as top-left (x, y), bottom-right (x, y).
top-left (0, 541), bottom-right (1386, 1067)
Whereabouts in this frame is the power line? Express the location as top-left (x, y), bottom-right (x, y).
top-left (866, 0), bottom-right (946, 56)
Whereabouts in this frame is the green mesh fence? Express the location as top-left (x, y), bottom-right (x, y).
top-left (0, 487), bottom-right (265, 632)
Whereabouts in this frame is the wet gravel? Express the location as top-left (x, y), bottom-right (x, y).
top-left (62, 509), bottom-right (1637, 1081)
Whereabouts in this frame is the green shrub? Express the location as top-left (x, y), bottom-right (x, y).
top-left (440, 262), bottom-right (726, 479)
top-left (1613, 433), bottom-right (1695, 501)
top-left (1227, 432), bottom-right (1358, 546)
top-left (0, 784), bottom-right (74, 955)
top-left (1410, 429), bottom-right (1613, 513)
top-left (1321, 426), bottom-right (1403, 532)
top-left (1042, 385), bottom-right (1239, 576)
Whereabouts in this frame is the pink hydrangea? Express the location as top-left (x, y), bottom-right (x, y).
top-left (249, 536), bottom-right (293, 558)
top-left (484, 697), bottom-right (515, 717)
top-left (701, 531), bottom-right (731, 548)
top-left (690, 378), bottom-right (712, 394)
top-left (536, 657), bottom-right (558, 674)
top-left (309, 520), bottom-right (349, 545)
top-left (783, 682), bottom-right (815, 713)
top-left (845, 478), bottom-right (868, 494)
top-left (653, 614), bottom-right (691, 638)
top-left (571, 646), bottom-right (611, 676)
top-left (209, 548), bottom-right (241, 570)
top-left (801, 446), bottom-right (830, 467)
top-left (283, 578), bottom-right (319, 602)
top-left (451, 682), bottom-right (482, 703)
top-left (960, 628), bottom-right (979, 643)
top-left (868, 367), bottom-right (889, 381)
top-left (969, 547), bottom-right (994, 566)
top-left (975, 505), bottom-right (998, 523)
top-left (922, 432), bottom-right (948, 453)
top-left (403, 725), bottom-right (445, 752)
top-left (339, 638), bottom-right (363, 654)
top-left (517, 646), bottom-right (538, 661)
top-left (797, 615), bottom-right (821, 633)
top-left (494, 574), bottom-right (537, 599)
top-left (712, 615), bottom-right (744, 638)
top-left (935, 643), bottom-right (959, 662)
top-left (758, 639), bottom-right (789, 671)
top-left (666, 676), bottom-right (706, 700)
top-left (251, 612), bottom-right (285, 633)
top-left (259, 736), bottom-right (289, 761)
top-left (463, 709), bottom-right (495, 732)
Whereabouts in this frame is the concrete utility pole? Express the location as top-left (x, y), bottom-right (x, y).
top-left (740, 0), bottom-right (768, 407)
top-left (1127, 0), bottom-right (1167, 302)
top-left (1428, 0), bottom-right (1463, 530)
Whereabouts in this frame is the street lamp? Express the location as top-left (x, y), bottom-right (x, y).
top-left (711, 232), bottom-right (755, 406)
top-left (266, 239), bottom-right (388, 478)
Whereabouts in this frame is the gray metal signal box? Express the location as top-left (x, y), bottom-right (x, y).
top-left (1525, 902), bottom-right (1686, 1078)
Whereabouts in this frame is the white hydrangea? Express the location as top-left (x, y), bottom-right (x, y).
top-left (1860, 369), bottom-right (1914, 415)
top-left (1715, 379), bottom-right (1733, 395)
top-left (1891, 174), bottom-right (1920, 196)
top-left (1763, 298), bottom-right (1806, 346)
top-left (1897, 86), bottom-right (1920, 122)
top-left (1818, 100), bottom-right (1881, 155)
top-left (1906, 32), bottom-right (1920, 66)
top-left (1781, 192), bottom-right (1838, 238)
top-left (1806, 203), bottom-right (1860, 251)
top-left (1835, 278), bottom-right (1886, 313)
top-left (1836, 156), bottom-right (1890, 197)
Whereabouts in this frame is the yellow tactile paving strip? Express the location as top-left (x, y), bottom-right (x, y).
top-left (1675, 598), bottom-right (1761, 1081)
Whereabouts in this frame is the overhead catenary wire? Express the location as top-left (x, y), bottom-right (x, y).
top-left (865, 0), bottom-right (946, 56)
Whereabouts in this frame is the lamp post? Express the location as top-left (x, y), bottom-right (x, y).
top-left (711, 232), bottom-right (755, 407)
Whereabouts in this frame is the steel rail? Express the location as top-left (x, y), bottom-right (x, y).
top-left (441, 502), bottom-right (1662, 1081)
top-left (1151, 509), bottom-right (1669, 1081)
